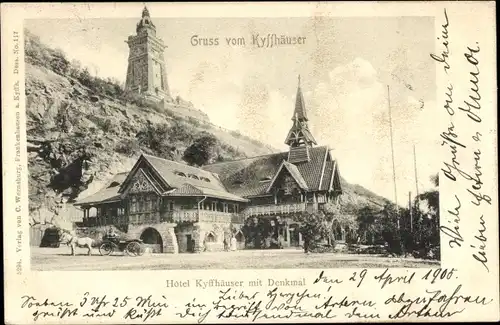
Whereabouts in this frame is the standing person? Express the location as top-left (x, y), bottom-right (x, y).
top-left (230, 236), bottom-right (237, 251)
top-left (303, 235), bottom-right (310, 253)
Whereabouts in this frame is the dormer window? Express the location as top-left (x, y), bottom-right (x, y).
top-left (188, 174), bottom-right (200, 180)
top-left (108, 181), bottom-right (121, 188)
top-left (201, 177), bottom-right (211, 183)
top-left (259, 176), bottom-right (272, 183)
top-left (174, 171), bottom-right (187, 177)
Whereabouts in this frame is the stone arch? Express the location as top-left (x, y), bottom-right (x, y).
top-left (235, 230), bottom-right (245, 242)
top-left (205, 231), bottom-right (217, 243)
top-left (89, 207), bottom-right (97, 217)
top-left (140, 227), bottom-right (164, 253)
top-left (235, 230), bottom-right (245, 250)
top-left (128, 223), bottom-right (178, 254)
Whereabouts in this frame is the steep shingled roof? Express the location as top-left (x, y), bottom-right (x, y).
top-left (76, 155), bottom-right (248, 206)
top-left (141, 154), bottom-right (227, 192)
top-left (202, 145), bottom-right (341, 198)
top-left (294, 76), bottom-right (308, 121)
top-left (74, 172), bottom-right (128, 206)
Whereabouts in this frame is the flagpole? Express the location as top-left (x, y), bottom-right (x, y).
top-left (387, 85), bottom-right (399, 229)
top-left (413, 144), bottom-right (419, 198)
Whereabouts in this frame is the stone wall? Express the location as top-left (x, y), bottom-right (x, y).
top-left (175, 221), bottom-right (231, 253)
top-left (175, 224), bottom-right (195, 253)
top-left (128, 222), bottom-right (178, 254)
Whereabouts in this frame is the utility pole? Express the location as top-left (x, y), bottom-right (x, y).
top-left (409, 191), bottom-right (413, 232)
top-left (387, 85), bottom-right (399, 229)
top-left (413, 144), bottom-right (419, 197)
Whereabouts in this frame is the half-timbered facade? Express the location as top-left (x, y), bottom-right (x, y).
top-left (74, 77), bottom-right (343, 253)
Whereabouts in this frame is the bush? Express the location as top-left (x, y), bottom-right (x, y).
top-left (115, 138), bottom-right (141, 156)
top-left (187, 116), bottom-right (201, 127)
top-left (309, 243), bottom-right (336, 253)
top-left (183, 133), bottom-right (219, 166)
top-left (87, 115), bottom-right (114, 134)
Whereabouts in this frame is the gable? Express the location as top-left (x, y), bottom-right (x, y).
top-left (124, 168), bottom-right (163, 195)
top-left (266, 162), bottom-right (308, 194)
top-left (119, 155), bottom-right (170, 194)
top-left (330, 161), bottom-right (342, 192)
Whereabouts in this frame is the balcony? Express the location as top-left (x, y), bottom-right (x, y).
top-left (166, 209), bottom-right (235, 224)
top-left (241, 202), bottom-right (317, 217)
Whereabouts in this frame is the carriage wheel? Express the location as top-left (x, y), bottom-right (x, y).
top-left (99, 242), bottom-right (114, 256)
top-left (126, 242), bottom-right (142, 257)
top-left (137, 244), bottom-right (145, 256)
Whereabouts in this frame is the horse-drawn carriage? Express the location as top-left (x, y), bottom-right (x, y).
top-left (58, 229), bottom-right (145, 257)
top-left (99, 234), bottom-right (145, 256)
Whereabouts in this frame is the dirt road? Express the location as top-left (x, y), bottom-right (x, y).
top-left (31, 247), bottom-right (439, 271)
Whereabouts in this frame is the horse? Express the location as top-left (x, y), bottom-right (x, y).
top-left (59, 230), bottom-right (94, 256)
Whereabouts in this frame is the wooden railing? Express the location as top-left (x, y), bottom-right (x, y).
top-left (164, 210), bottom-right (234, 223)
top-left (128, 212), bottom-right (161, 225)
top-left (241, 203), bottom-right (312, 217)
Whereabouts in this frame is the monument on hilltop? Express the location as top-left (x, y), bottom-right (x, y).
top-left (125, 7), bottom-right (171, 102)
top-left (124, 7), bottom-right (210, 122)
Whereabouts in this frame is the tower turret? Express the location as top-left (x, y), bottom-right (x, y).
top-left (284, 76), bottom-right (317, 163)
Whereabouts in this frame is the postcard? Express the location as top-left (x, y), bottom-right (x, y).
top-left (2, 2), bottom-right (498, 323)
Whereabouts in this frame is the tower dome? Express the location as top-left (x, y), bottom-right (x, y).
top-left (136, 6), bottom-right (156, 35)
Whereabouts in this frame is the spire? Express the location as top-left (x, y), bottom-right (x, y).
top-left (284, 76), bottom-right (317, 155)
top-left (142, 6), bottom-right (150, 18)
top-left (293, 75), bottom-right (308, 121)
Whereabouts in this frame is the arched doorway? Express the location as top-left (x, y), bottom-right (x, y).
top-left (140, 227), bottom-right (163, 253)
top-left (332, 221), bottom-right (342, 242)
top-left (235, 230), bottom-right (245, 250)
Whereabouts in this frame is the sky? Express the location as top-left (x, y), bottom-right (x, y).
top-left (25, 13), bottom-right (439, 203)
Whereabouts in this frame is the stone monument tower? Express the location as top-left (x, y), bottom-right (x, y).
top-left (125, 7), bottom-right (171, 102)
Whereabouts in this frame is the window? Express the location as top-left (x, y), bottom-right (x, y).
top-left (188, 174), bottom-right (200, 180)
top-left (130, 194), bottom-right (160, 214)
top-left (138, 196), bottom-right (145, 212)
top-left (259, 176), bottom-right (272, 183)
top-left (201, 177), bottom-right (211, 183)
top-left (169, 201), bottom-right (174, 211)
top-left (130, 196), bottom-right (137, 213)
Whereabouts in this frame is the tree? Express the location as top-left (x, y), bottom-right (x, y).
top-left (78, 68), bottom-right (92, 88)
top-left (297, 212), bottom-right (332, 253)
top-left (183, 132), bottom-right (219, 166)
top-left (356, 205), bottom-right (383, 244)
top-left (378, 203), bottom-right (405, 255)
top-left (50, 48), bottom-right (70, 75)
top-left (323, 202), bottom-right (358, 231)
top-left (411, 173), bottom-right (440, 258)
